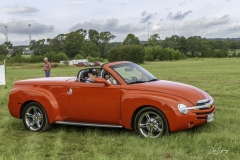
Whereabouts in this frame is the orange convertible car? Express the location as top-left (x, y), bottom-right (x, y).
top-left (8, 61), bottom-right (215, 138)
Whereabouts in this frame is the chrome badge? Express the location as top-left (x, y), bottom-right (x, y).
top-left (206, 104), bottom-right (211, 108)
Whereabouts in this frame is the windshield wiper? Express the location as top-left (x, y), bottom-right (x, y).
top-left (128, 80), bottom-right (146, 84)
top-left (147, 78), bottom-right (158, 82)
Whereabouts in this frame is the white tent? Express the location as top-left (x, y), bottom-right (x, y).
top-left (0, 60), bottom-right (6, 87)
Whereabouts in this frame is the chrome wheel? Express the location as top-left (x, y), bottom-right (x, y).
top-left (24, 106), bottom-right (43, 131)
top-left (22, 102), bottom-right (51, 132)
top-left (135, 107), bottom-right (168, 138)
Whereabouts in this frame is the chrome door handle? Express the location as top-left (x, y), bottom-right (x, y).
top-left (67, 88), bottom-right (72, 95)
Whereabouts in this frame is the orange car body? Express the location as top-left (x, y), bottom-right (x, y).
top-left (8, 61), bottom-right (215, 135)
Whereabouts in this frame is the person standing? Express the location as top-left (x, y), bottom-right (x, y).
top-left (43, 57), bottom-right (51, 77)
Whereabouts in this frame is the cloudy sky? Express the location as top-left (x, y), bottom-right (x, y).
top-left (0, 0), bottom-right (239, 46)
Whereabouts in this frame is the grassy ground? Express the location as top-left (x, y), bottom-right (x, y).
top-left (1, 58), bottom-right (240, 160)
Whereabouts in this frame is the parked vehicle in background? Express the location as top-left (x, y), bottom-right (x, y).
top-left (88, 62), bottom-right (94, 67)
top-left (74, 62), bottom-right (87, 67)
top-left (93, 61), bottom-right (101, 66)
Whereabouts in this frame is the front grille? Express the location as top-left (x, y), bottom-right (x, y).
top-left (195, 99), bottom-right (213, 110)
top-left (196, 99), bottom-right (210, 105)
top-left (192, 99), bottom-right (215, 120)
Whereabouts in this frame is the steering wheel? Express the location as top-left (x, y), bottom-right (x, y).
top-left (131, 76), bottom-right (137, 81)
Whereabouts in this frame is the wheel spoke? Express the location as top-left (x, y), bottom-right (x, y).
top-left (139, 123), bottom-right (147, 128)
top-left (29, 120), bottom-right (36, 127)
top-left (36, 121), bottom-right (41, 128)
top-left (38, 115), bottom-right (43, 122)
top-left (147, 128), bottom-right (153, 137)
top-left (155, 126), bottom-right (162, 132)
top-left (26, 113), bottom-right (34, 118)
top-left (32, 106), bottom-right (37, 115)
top-left (145, 114), bottom-right (151, 121)
top-left (154, 115), bottom-right (159, 120)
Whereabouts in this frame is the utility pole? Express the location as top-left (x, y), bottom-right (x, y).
top-left (28, 24), bottom-right (32, 45)
top-left (174, 24), bottom-right (175, 37)
top-left (4, 26), bottom-right (8, 49)
top-left (147, 22), bottom-right (150, 40)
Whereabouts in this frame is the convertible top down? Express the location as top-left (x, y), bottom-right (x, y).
top-left (8, 61), bottom-right (215, 138)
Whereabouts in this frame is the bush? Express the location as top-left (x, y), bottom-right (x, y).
top-left (86, 56), bottom-right (104, 62)
top-left (144, 46), bottom-right (185, 61)
top-left (29, 55), bottom-right (44, 63)
top-left (43, 51), bottom-right (68, 62)
top-left (108, 45), bottom-right (145, 63)
top-left (74, 54), bottom-right (84, 59)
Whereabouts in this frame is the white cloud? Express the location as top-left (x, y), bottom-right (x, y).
top-left (70, 19), bottom-right (144, 34)
top-left (0, 19), bottom-right (54, 34)
top-left (0, 0), bottom-right (240, 45)
top-left (177, 15), bottom-right (230, 30)
top-left (3, 5), bottom-right (39, 14)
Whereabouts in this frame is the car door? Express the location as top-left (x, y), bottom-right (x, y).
top-left (68, 82), bottom-right (121, 124)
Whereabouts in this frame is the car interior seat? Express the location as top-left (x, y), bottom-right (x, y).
top-left (79, 70), bottom-right (89, 82)
top-left (101, 70), bottom-right (107, 79)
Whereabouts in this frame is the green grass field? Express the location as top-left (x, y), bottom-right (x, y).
top-left (1, 58), bottom-right (240, 160)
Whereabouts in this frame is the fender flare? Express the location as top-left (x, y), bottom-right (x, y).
top-left (120, 91), bottom-right (188, 130)
top-left (13, 87), bottom-right (62, 123)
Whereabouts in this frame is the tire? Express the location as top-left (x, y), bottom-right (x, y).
top-left (22, 102), bottom-right (52, 132)
top-left (134, 107), bottom-right (168, 138)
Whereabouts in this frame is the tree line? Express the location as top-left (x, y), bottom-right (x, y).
top-left (1, 29), bottom-right (240, 64)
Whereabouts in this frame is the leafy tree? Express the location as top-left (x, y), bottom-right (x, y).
top-left (44, 51), bottom-right (68, 62)
top-left (229, 40), bottom-right (239, 50)
top-left (148, 34), bottom-right (160, 46)
top-left (30, 39), bottom-right (46, 55)
top-left (28, 55), bottom-right (44, 63)
top-left (88, 29), bottom-right (99, 43)
top-left (98, 31), bottom-right (116, 58)
top-left (186, 36), bottom-right (202, 57)
top-left (213, 49), bottom-right (228, 58)
top-left (108, 45), bottom-right (144, 63)
top-left (11, 47), bottom-right (23, 57)
top-left (47, 34), bottom-right (66, 53)
top-left (160, 36), bottom-right (180, 50)
top-left (88, 30), bottom-right (115, 58)
top-left (64, 31), bottom-right (85, 58)
top-left (175, 36), bottom-right (188, 54)
top-left (80, 41), bottom-right (99, 58)
top-left (74, 54), bottom-right (84, 59)
top-left (3, 41), bottom-right (13, 49)
top-left (144, 46), bottom-right (163, 61)
top-left (0, 45), bottom-right (8, 57)
top-left (123, 33), bottom-right (140, 45)
top-left (75, 29), bottom-right (87, 38)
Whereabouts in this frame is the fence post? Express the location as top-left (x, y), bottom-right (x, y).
top-left (3, 60), bottom-right (7, 89)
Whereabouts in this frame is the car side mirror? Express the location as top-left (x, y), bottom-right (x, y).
top-left (94, 78), bottom-right (110, 86)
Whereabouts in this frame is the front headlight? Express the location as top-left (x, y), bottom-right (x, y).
top-left (178, 104), bottom-right (189, 115)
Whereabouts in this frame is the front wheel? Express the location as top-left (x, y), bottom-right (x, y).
top-left (134, 107), bottom-right (168, 138)
top-left (22, 102), bottom-right (52, 132)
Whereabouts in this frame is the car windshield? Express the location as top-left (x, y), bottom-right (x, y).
top-left (110, 62), bottom-right (158, 84)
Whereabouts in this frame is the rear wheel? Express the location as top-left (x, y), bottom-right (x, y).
top-left (22, 102), bottom-right (52, 132)
top-left (134, 107), bottom-right (168, 138)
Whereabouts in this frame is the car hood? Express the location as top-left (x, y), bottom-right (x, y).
top-left (123, 80), bottom-right (209, 105)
